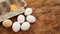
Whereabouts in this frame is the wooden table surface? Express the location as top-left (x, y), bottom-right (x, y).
top-left (0, 0), bottom-right (60, 34)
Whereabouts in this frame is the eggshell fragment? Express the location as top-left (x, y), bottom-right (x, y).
top-left (21, 22), bottom-right (30, 31)
top-left (12, 22), bottom-right (20, 32)
top-left (2, 19), bottom-right (12, 28)
top-left (24, 8), bottom-right (32, 16)
top-left (17, 15), bottom-right (25, 23)
top-left (26, 15), bottom-right (36, 23)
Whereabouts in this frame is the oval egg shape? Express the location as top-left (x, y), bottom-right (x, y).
top-left (24, 8), bottom-right (32, 16)
top-left (12, 22), bottom-right (20, 32)
top-left (2, 19), bottom-right (12, 28)
top-left (21, 22), bottom-right (30, 31)
top-left (26, 15), bottom-right (36, 23)
top-left (17, 15), bottom-right (25, 23)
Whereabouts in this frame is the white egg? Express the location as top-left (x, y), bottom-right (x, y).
top-left (17, 15), bottom-right (25, 23)
top-left (24, 8), bottom-right (32, 16)
top-left (12, 22), bottom-right (20, 32)
top-left (26, 15), bottom-right (36, 23)
top-left (21, 22), bottom-right (30, 31)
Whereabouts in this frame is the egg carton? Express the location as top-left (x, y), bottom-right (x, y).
top-left (0, 0), bottom-right (27, 22)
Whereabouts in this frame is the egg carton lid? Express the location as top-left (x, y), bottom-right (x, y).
top-left (0, 0), bottom-right (7, 3)
top-left (0, 0), bottom-right (27, 22)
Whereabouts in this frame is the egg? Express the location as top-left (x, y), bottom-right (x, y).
top-left (17, 15), bottom-right (25, 23)
top-left (26, 15), bottom-right (36, 23)
top-left (12, 22), bottom-right (20, 32)
top-left (21, 22), bottom-right (30, 31)
top-left (2, 19), bottom-right (12, 28)
top-left (10, 4), bottom-right (18, 10)
top-left (24, 8), bottom-right (32, 16)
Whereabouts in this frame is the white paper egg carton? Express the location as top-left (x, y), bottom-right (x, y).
top-left (0, 0), bottom-right (27, 22)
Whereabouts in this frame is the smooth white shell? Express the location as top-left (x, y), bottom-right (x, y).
top-left (21, 22), bottom-right (30, 31)
top-left (17, 15), bottom-right (25, 23)
top-left (26, 15), bottom-right (36, 23)
top-left (12, 22), bottom-right (20, 32)
top-left (24, 8), bottom-right (32, 16)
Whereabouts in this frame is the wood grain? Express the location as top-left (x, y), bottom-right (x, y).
top-left (0, 0), bottom-right (60, 34)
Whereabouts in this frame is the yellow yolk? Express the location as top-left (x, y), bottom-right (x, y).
top-left (10, 4), bottom-right (18, 10)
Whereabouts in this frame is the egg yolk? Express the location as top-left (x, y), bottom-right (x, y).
top-left (10, 4), bottom-right (18, 10)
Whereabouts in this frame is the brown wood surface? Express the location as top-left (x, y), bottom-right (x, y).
top-left (0, 0), bottom-right (60, 34)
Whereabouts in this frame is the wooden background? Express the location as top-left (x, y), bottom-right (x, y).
top-left (0, 0), bottom-right (60, 34)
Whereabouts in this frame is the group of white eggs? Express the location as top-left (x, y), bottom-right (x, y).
top-left (2, 8), bottom-right (36, 32)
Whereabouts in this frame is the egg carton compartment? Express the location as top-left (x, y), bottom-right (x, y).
top-left (0, 0), bottom-right (26, 22)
